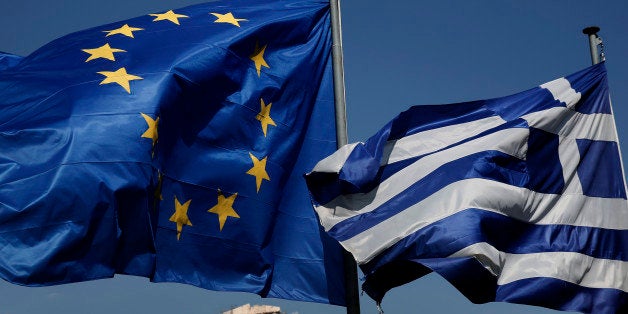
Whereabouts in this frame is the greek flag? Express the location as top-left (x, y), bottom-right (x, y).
top-left (306, 63), bottom-right (628, 313)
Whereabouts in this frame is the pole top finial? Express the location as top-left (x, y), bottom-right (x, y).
top-left (582, 26), bottom-right (600, 35)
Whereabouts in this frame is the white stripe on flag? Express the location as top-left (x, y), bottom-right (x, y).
top-left (315, 128), bottom-right (529, 231)
top-left (558, 137), bottom-right (584, 194)
top-left (381, 116), bottom-right (506, 165)
top-left (311, 142), bottom-right (360, 173)
top-left (341, 178), bottom-right (628, 263)
top-left (451, 242), bottom-right (628, 292)
top-left (523, 108), bottom-right (618, 142)
top-left (540, 77), bottom-right (581, 108)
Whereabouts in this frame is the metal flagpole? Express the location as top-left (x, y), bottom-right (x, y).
top-left (330, 0), bottom-right (349, 147)
top-left (582, 27), bottom-right (628, 197)
top-left (329, 1), bottom-right (360, 313)
top-left (582, 26), bottom-right (602, 65)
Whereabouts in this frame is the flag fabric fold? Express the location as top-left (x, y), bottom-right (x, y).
top-left (0, 0), bottom-right (346, 305)
top-left (306, 62), bottom-right (628, 313)
top-left (0, 52), bottom-right (22, 71)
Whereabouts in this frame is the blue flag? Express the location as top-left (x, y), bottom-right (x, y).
top-left (0, 52), bottom-right (22, 71)
top-left (306, 63), bottom-right (628, 312)
top-left (0, 0), bottom-right (346, 305)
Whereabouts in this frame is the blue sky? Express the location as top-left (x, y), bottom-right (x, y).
top-left (1, 1), bottom-right (627, 313)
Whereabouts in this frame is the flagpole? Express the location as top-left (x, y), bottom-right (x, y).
top-left (330, 0), bottom-right (349, 147)
top-left (329, 1), bottom-right (360, 313)
top-left (582, 27), bottom-right (628, 197)
top-left (582, 26), bottom-right (602, 65)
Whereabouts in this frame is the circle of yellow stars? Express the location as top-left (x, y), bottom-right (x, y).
top-left (100, 9), bottom-right (278, 240)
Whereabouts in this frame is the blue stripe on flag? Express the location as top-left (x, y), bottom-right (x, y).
top-left (380, 119), bottom-right (528, 179)
top-left (486, 87), bottom-right (559, 121)
top-left (329, 151), bottom-right (528, 241)
top-left (566, 63), bottom-right (611, 114)
top-left (526, 127), bottom-right (564, 194)
top-left (387, 101), bottom-right (495, 141)
top-left (360, 208), bottom-right (628, 276)
top-left (425, 258), bottom-right (628, 314)
top-left (309, 118), bottom-right (531, 205)
top-left (577, 139), bottom-right (627, 198)
top-left (497, 277), bottom-right (628, 314)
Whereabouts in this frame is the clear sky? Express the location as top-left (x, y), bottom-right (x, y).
top-left (1, 1), bottom-right (627, 313)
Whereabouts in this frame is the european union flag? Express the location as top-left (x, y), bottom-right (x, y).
top-left (0, 0), bottom-right (346, 305)
top-left (0, 52), bottom-right (22, 70)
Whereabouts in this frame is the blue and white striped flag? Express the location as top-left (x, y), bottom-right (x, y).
top-left (306, 63), bottom-right (628, 313)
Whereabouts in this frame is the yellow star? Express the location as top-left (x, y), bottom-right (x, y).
top-left (97, 67), bottom-right (143, 93)
top-left (170, 196), bottom-right (193, 240)
top-left (149, 10), bottom-right (189, 25)
top-left (140, 113), bottom-right (159, 147)
top-left (208, 190), bottom-right (240, 231)
top-left (250, 43), bottom-right (269, 77)
top-left (211, 12), bottom-right (247, 27)
top-left (256, 99), bottom-right (276, 137)
top-left (104, 24), bottom-right (144, 38)
top-left (82, 43), bottom-right (126, 62)
top-left (246, 152), bottom-right (270, 193)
